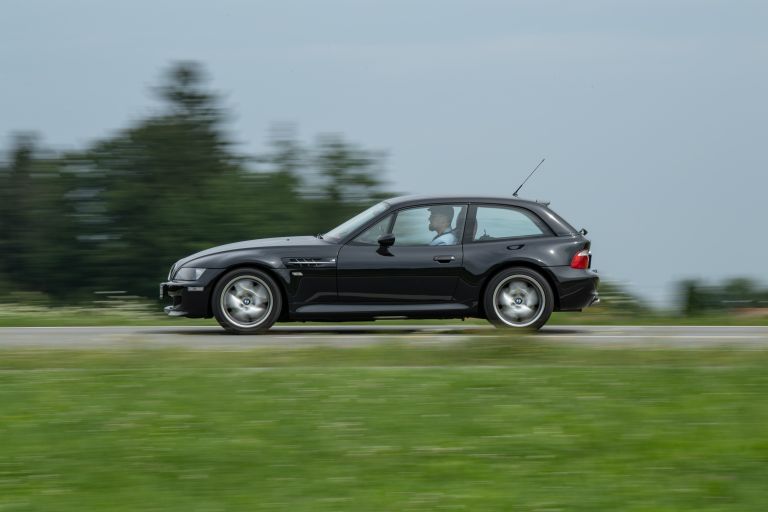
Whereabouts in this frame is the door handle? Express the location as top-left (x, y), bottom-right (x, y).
top-left (433, 255), bottom-right (456, 263)
top-left (507, 244), bottom-right (524, 250)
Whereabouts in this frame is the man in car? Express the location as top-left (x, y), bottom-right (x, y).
top-left (428, 206), bottom-right (458, 246)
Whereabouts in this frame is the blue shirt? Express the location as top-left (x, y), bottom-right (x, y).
top-left (430, 228), bottom-right (458, 246)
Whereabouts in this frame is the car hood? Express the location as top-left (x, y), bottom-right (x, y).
top-left (174, 236), bottom-right (325, 269)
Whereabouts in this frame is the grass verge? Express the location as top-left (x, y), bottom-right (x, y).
top-left (1, 340), bottom-right (768, 510)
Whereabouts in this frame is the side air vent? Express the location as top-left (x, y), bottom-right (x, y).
top-left (282, 257), bottom-right (337, 268)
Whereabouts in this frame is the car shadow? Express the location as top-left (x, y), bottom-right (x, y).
top-left (538, 328), bottom-right (587, 335)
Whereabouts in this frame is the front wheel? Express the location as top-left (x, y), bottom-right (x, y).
top-left (212, 268), bottom-right (282, 334)
top-left (484, 267), bottom-right (554, 330)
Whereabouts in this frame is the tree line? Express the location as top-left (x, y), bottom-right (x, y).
top-left (0, 63), bottom-right (392, 301)
top-left (1, 62), bottom-right (765, 315)
top-left (678, 278), bottom-right (768, 316)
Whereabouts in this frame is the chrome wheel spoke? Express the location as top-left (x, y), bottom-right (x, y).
top-left (502, 304), bottom-right (520, 321)
top-left (233, 280), bottom-right (254, 297)
top-left (241, 285), bottom-right (259, 297)
top-left (523, 287), bottom-right (539, 307)
top-left (232, 307), bottom-right (249, 323)
top-left (253, 284), bottom-right (269, 305)
top-left (231, 280), bottom-right (244, 295)
top-left (517, 304), bottom-right (534, 320)
top-left (499, 291), bottom-right (514, 307)
top-left (225, 292), bottom-right (240, 311)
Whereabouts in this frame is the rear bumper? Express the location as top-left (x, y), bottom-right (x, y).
top-left (549, 267), bottom-right (600, 312)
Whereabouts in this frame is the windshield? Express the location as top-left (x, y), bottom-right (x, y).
top-left (323, 202), bottom-right (389, 242)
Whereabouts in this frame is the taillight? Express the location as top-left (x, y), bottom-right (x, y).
top-left (570, 249), bottom-right (590, 269)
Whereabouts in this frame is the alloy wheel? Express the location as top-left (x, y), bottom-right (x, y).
top-left (492, 274), bottom-right (546, 327)
top-left (219, 275), bottom-right (274, 329)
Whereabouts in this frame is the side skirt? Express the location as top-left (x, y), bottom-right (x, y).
top-left (291, 303), bottom-right (472, 321)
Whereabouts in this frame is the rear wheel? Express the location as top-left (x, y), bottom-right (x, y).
top-left (484, 267), bottom-right (553, 330)
top-left (212, 268), bottom-right (282, 334)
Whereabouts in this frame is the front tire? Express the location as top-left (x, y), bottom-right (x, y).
top-left (212, 268), bottom-right (282, 334)
top-left (484, 267), bottom-right (554, 330)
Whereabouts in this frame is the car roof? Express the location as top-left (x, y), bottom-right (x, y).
top-left (383, 194), bottom-right (548, 208)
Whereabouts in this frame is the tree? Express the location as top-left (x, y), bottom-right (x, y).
top-left (0, 134), bottom-right (36, 277)
top-left (0, 61), bottom-right (393, 301)
top-left (679, 279), bottom-right (708, 316)
top-left (67, 62), bottom-right (248, 294)
top-left (299, 135), bottom-right (390, 236)
top-left (0, 134), bottom-right (81, 299)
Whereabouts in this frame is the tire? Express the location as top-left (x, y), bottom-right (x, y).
top-left (212, 268), bottom-right (282, 334)
top-left (483, 267), bottom-right (554, 330)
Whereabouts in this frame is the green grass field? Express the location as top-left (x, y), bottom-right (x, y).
top-left (2, 341), bottom-right (768, 511)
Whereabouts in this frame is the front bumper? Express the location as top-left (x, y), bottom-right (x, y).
top-left (160, 281), bottom-right (211, 318)
top-left (160, 271), bottom-right (223, 318)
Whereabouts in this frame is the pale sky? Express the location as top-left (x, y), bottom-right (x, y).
top-left (2, 0), bottom-right (766, 305)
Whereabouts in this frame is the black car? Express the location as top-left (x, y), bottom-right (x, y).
top-left (160, 195), bottom-right (599, 333)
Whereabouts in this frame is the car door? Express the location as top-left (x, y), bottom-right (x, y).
top-left (336, 204), bottom-right (467, 303)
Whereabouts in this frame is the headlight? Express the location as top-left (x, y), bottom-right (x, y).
top-left (174, 267), bottom-right (206, 281)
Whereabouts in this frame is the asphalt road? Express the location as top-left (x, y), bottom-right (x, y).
top-left (0, 325), bottom-right (767, 349)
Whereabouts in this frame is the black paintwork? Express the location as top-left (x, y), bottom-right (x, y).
top-left (160, 195), bottom-right (599, 321)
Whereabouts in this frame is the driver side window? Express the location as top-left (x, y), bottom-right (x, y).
top-left (392, 205), bottom-right (464, 246)
top-left (351, 206), bottom-right (466, 246)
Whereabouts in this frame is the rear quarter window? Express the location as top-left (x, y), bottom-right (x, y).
top-left (472, 206), bottom-right (549, 241)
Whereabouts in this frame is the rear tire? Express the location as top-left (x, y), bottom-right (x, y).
top-left (212, 268), bottom-right (282, 334)
top-left (484, 267), bottom-right (554, 330)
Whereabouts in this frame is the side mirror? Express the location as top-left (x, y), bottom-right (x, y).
top-left (377, 233), bottom-right (395, 247)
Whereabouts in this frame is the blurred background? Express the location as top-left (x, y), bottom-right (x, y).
top-left (3, 5), bottom-right (768, 510)
top-left (1, 0), bottom-right (766, 321)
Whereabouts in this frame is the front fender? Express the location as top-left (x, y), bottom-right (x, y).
top-left (184, 250), bottom-right (285, 270)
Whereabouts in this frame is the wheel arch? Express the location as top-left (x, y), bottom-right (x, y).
top-left (476, 260), bottom-right (560, 318)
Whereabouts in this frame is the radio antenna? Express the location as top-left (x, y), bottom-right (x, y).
top-left (513, 158), bottom-right (545, 197)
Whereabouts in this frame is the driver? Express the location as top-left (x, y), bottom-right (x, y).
top-left (428, 206), bottom-right (458, 246)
